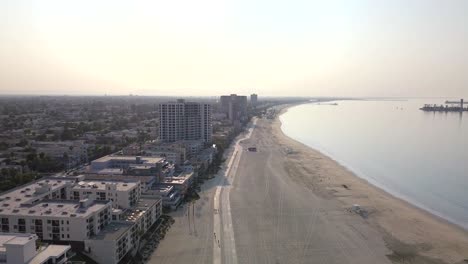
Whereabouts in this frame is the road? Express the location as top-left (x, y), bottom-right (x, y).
top-left (150, 117), bottom-right (392, 264)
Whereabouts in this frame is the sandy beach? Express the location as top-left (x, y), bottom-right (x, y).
top-left (274, 104), bottom-right (468, 264)
top-left (150, 103), bottom-right (468, 264)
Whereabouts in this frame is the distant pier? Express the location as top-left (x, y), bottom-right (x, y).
top-left (420, 99), bottom-right (468, 112)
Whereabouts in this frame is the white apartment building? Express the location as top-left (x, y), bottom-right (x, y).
top-left (143, 185), bottom-right (182, 210)
top-left (70, 179), bottom-right (141, 209)
top-left (84, 197), bottom-right (162, 264)
top-left (89, 155), bottom-right (164, 173)
top-left (159, 99), bottom-right (212, 143)
top-left (0, 233), bottom-right (71, 264)
top-left (0, 177), bottom-right (163, 264)
top-left (83, 174), bottom-right (157, 194)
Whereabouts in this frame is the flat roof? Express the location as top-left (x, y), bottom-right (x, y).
top-left (92, 155), bottom-right (164, 164)
top-left (160, 172), bottom-right (193, 185)
top-left (120, 198), bottom-right (161, 223)
top-left (72, 180), bottom-right (138, 192)
top-left (29, 245), bottom-right (71, 264)
top-left (87, 222), bottom-right (133, 241)
top-left (0, 200), bottom-right (109, 218)
top-left (93, 168), bottom-right (124, 175)
top-left (0, 178), bottom-right (75, 208)
top-left (84, 174), bottom-right (156, 184)
top-left (0, 234), bottom-right (36, 247)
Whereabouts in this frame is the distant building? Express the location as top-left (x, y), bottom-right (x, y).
top-left (159, 99), bottom-right (212, 143)
top-left (220, 94), bottom-right (248, 121)
top-left (250, 94), bottom-right (258, 106)
top-left (0, 233), bottom-right (71, 264)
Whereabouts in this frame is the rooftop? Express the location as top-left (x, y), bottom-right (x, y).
top-left (84, 174), bottom-right (157, 184)
top-left (160, 172), bottom-right (194, 185)
top-left (0, 178), bottom-right (75, 208)
top-left (0, 233), bottom-right (36, 247)
top-left (0, 200), bottom-right (110, 218)
top-left (92, 155), bottom-right (164, 164)
top-left (87, 222), bottom-right (133, 241)
top-left (29, 244), bottom-right (71, 264)
top-left (72, 180), bottom-right (138, 192)
top-left (118, 198), bottom-right (161, 223)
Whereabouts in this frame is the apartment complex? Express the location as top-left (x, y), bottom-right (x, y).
top-left (159, 99), bottom-right (212, 143)
top-left (220, 94), bottom-right (248, 121)
top-left (84, 197), bottom-right (162, 264)
top-left (0, 177), bottom-right (162, 264)
top-left (70, 179), bottom-right (141, 209)
top-left (0, 233), bottom-right (71, 264)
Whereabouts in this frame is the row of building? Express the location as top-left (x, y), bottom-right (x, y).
top-left (0, 149), bottom-right (209, 263)
top-left (0, 95), bottom-right (260, 264)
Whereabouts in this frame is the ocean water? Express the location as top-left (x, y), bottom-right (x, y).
top-left (280, 99), bottom-right (468, 230)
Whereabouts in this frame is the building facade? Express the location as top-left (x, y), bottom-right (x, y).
top-left (0, 233), bottom-right (71, 264)
top-left (250, 93), bottom-right (258, 106)
top-left (159, 99), bottom-right (212, 143)
top-left (219, 94), bottom-right (248, 121)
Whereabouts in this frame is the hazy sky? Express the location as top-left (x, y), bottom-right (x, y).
top-left (1, 0), bottom-right (468, 97)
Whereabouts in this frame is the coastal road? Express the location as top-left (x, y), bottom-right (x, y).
top-left (228, 118), bottom-right (393, 264)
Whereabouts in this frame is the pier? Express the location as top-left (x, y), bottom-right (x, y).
top-left (420, 99), bottom-right (468, 112)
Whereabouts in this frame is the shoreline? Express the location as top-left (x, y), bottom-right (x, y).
top-left (279, 103), bottom-right (468, 231)
top-left (273, 103), bottom-right (468, 263)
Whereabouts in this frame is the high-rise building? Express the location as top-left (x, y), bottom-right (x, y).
top-left (220, 94), bottom-right (248, 121)
top-left (159, 99), bottom-right (212, 143)
top-left (250, 93), bottom-right (258, 106)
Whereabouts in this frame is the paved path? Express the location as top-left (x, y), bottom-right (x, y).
top-left (213, 119), bottom-right (257, 264)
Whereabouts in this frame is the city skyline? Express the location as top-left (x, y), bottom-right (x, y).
top-left (1, 1), bottom-right (468, 97)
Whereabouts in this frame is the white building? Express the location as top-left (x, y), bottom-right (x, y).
top-left (0, 233), bottom-right (71, 264)
top-left (0, 175), bottom-right (164, 264)
top-left (84, 197), bottom-right (162, 264)
top-left (89, 155), bottom-right (164, 174)
top-left (143, 185), bottom-right (182, 210)
top-left (159, 99), bottom-right (212, 143)
top-left (71, 180), bottom-right (141, 209)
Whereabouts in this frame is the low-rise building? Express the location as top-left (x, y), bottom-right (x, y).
top-left (159, 171), bottom-right (194, 196)
top-left (143, 185), bottom-right (182, 210)
top-left (0, 233), bottom-right (71, 264)
top-left (89, 155), bottom-right (164, 174)
top-left (70, 180), bottom-right (141, 209)
top-left (84, 197), bottom-right (162, 264)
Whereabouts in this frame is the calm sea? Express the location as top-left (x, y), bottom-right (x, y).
top-left (280, 99), bottom-right (468, 230)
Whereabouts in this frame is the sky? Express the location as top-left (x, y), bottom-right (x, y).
top-left (1, 0), bottom-right (468, 97)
